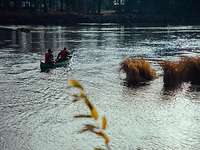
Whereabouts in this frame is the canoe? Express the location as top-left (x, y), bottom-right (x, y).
top-left (40, 56), bottom-right (71, 72)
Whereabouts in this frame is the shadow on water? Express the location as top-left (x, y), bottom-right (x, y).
top-left (0, 26), bottom-right (83, 55)
top-left (122, 80), bottom-right (151, 88)
top-left (190, 85), bottom-right (200, 91)
top-left (160, 82), bottom-right (200, 101)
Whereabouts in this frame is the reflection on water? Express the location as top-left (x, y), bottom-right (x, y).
top-left (0, 25), bottom-right (200, 150)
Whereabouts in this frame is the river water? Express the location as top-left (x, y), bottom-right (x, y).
top-left (0, 24), bottom-right (200, 150)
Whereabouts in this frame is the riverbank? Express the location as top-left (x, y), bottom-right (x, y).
top-left (0, 11), bottom-right (200, 26)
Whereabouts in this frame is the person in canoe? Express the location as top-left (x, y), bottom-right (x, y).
top-left (56, 47), bottom-right (70, 62)
top-left (45, 49), bottom-right (54, 65)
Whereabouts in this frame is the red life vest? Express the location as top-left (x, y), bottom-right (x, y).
top-left (60, 50), bottom-right (69, 60)
top-left (45, 52), bottom-right (53, 64)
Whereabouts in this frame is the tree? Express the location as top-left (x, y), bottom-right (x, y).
top-left (98, 0), bottom-right (102, 14)
top-left (2, 0), bottom-right (9, 9)
top-left (43, 0), bottom-right (47, 12)
top-left (13, 0), bottom-right (21, 9)
top-left (61, 0), bottom-right (64, 11)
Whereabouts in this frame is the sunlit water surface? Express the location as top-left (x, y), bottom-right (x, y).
top-left (0, 24), bottom-right (200, 150)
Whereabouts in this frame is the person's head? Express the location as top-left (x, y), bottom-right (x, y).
top-left (48, 49), bottom-right (52, 53)
top-left (63, 47), bottom-right (67, 51)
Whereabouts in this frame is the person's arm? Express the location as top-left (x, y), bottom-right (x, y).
top-left (66, 50), bottom-right (70, 56)
top-left (57, 52), bottom-right (61, 60)
top-left (45, 53), bottom-right (48, 63)
top-left (51, 54), bottom-right (54, 61)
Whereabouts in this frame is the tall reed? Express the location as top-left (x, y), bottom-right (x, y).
top-left (120, 58), bottom-right (157, 85)
top-left (159, 56), bottom-right (200, 87)
top-left (67, 80), bottom-right (110, 150)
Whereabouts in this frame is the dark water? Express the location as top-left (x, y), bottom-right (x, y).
top-left (0, 24), bottom-right (200, 150)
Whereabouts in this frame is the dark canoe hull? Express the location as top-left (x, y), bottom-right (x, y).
top-left (40, 59), bottom-right (70, 72)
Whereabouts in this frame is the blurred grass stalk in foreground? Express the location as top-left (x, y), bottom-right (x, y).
top-left (67, 80), bottom-right (111, 150)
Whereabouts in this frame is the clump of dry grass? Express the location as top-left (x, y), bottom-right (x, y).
top-left (67, 80), bottom-right (110, 150)
top-left (160, 56), bottom-right (200, 87)
top-left (120, 58), bottom-right (157, 85)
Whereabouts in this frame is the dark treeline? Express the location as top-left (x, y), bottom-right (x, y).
top-left (1, 0), bottom-right (200, 16)
top-left (0, 0), bottom-right (200, 24)
top-left (115, 0), bottom-right (200, 17)
top-left (0, 0), bottom-right (113, 14)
